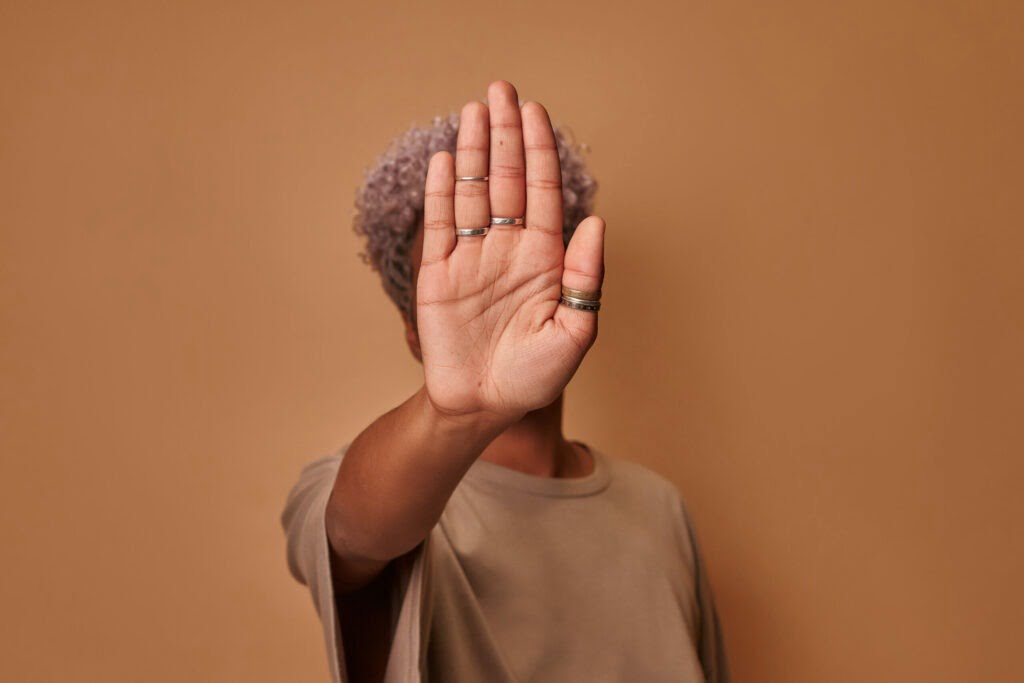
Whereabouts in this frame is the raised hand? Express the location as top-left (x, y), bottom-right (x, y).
top-left (417, 81), bottom-right (606, 422)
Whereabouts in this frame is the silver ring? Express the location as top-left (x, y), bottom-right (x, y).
top-left (491, 216), bottom-right (525, 226)
top-left (559, 295), bottom-right (601, 312)
top-left (455, 227), bottom-right (489, 236)
top-left (456, 176), bottom-right (488, 182)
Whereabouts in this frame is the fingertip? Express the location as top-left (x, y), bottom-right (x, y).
top-left (461, 100), bottom-right (487, 119)
top-left (427, 151), bottom-right (455, 184)
top-left (564, 215), bottom-right (606, 286)
top-left (520, 100), bottom-right (548, 118)
top-left (488, 79), bottom-right (518, 104)
top-left (577, 215), bottom-right (606, 239)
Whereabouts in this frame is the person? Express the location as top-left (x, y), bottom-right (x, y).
top-left (281, 80), bottom-right (729, 683)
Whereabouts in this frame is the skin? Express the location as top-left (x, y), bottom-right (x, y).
top-left (326, 80), bottom-right (606, 681)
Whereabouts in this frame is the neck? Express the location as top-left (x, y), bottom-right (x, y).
top-left (477, 393), bottom-right (592, 478)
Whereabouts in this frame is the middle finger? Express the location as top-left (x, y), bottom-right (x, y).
top-left (487, 81), bottom-right (526, 234)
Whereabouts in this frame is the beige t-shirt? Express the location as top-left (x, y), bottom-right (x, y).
top-left (281, 442), bottom-right (729, 682)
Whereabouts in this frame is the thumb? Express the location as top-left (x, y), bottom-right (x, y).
top-left (554, 215), bottom-right (606, 346)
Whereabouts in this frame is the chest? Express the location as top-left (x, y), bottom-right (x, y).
top-left (435, 485), bottom-right (699, 636)
top-left (426, 489), bottom-right (703, 681)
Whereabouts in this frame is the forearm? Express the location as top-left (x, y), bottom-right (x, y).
top-left (325, 385), bottom-right (512, 588)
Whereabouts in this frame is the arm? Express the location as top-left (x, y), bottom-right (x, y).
top-left (325, 386), bottom-right (512, 592)
top-left (326, 80), bottom-right (607, 594)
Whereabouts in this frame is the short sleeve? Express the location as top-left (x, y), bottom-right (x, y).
top-left (678, 496), bottom-right (731, 683)
top-left (280, 448), bottom-right (432, 683)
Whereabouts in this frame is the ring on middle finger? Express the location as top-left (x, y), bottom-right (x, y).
top-left (491, 216), bottom-right (525, 227)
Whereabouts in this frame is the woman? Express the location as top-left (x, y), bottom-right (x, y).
top-left (282, 80), bottom-right (729, 683)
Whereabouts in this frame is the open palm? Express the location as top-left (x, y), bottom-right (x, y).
top-left (417, 81), bottom-right (606, 421)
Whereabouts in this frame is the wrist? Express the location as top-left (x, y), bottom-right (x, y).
top-left (416, 386), bottom-right (519, 440)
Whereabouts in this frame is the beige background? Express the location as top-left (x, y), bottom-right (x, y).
top-left (2, 1), bottom-right (1022, 681)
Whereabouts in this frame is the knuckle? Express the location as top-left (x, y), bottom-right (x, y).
top-left (419, 255), bottom-right (446, 267)
top-left (423, 217), bottom-right (451, 230)
top-left (525, 222), bottom-right (562, 236)
top-left (455, 184), bottom-right (489, 198)
top-left (562, 264), bottom-right (599, 284)
top-left (526, 178), bottom-right (561, 191)
top-left (490, 164), bottom-right (524, 179)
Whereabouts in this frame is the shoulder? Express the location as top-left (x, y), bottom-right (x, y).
top-left (295, 452), bottom-right (344, 487)
top-left (280, 445), bottom-right (350, 537)
top-left (596, 448), bottom-right (702, 568)
top-left (287, 442), bottom-right (352, 492)
top-left (598, 448), bottom-right (697, 535)
top-left (601, 448), bottom-right (683, 503)
top-left (279, 444), bottom-right (354, 588)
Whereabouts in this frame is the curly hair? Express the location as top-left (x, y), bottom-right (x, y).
top-left (352, 110), bottom-right (598, 323)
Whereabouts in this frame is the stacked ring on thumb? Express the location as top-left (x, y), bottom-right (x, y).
top-left (559, 286), bottom-right (601, 312)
